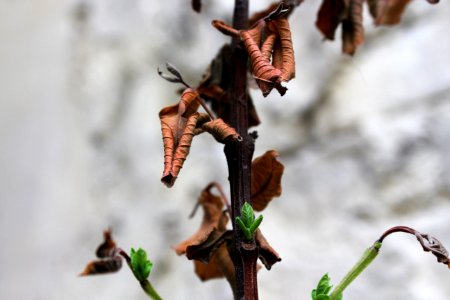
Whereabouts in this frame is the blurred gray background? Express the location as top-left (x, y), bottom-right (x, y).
top-left (0, 1), bottom-right (449, 299)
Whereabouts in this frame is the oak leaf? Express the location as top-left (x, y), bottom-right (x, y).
top-left (251, 150), bottom-right (284, 212)
top-left (159, 88), bottom-right (211, 187)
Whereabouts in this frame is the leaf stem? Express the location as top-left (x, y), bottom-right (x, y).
top-left (329, 242), bottom-right (382, 300)
top-left (197, 96), bottom-right (217, 120)
top-left (140, 280), bottom-right (163, 300)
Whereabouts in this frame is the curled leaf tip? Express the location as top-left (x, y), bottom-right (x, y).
top-left (212, 20), bottom-right (240, 37)
top-left (378, 226), bottom-right (450, 268)
top-left (80, 229), bottom-right (123, 276)
top-left (202, 118), bottom-right (241, 143)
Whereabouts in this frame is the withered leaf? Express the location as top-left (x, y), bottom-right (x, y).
top-left (316, 0), bottom-right (348, 41)
top-left (255, 229), bottom-right (282, 270)
top-left (80, 229), bottom-right (123, 276)
top-left (202, 118), bottom-right (242, 143)
top-left (194, 243), bottom-right (236, 291)
top-left (160, 88), bottom-right (211, 187)
top-left (241, 29), bottom-right (282, 88)
top-left (96, 229), bottom-right (116, 258)
top-left (174, 184), bottom-right (228, 255)
top-left (268, 18), bottom-right (295, 82)
top-left (415, 232), bottom-right (450, 266)
top-left (367, 0), bottom-right (430, 25)
top-left (186, 229), bottom-right (232, 263)
top-left (378, 226), bottom-right (450, 268)
top-left (80, 257), bottom-right (123, 276)
top-left (318, 0), bottom-right (439, 54)
top-left (342, 0), bottom-right (364, 55)
top-left (192, 0), bottom-right (201, 13)
top-left (251, 150), bottom-right (284, 212)
top-left (212, 20), bottom-right (239, 37)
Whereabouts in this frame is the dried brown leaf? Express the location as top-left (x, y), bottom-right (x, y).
top-left (261, 32), bottom-right (277, 61)
top-left (192, 0), bottom-right (201, 13)
top-left (160, 88), bottom-right (210, 187)
top-left (342, 0), bottom-right (365, 55)
top-left (255, 229), bottom-right (281, 270)
top-left (212, 20), bottom-right (239, 37)
top-left (368, 0), bottom-right (433, 26)
top-left (316, 0), bottom-right (348, 40)
top-left (202, 118), bottom-right (242, 143)
top-left (194, 244), bottom-right (236, 290)
top-left (241, 30), bottom-right (282, 86)
top-left (80, 229), bottom-right (123, 276)
top-left (79, 257), bottom-right (122, 276)
top-left (251, 150), bottom-right (284, 211)
top-left (96, 229), bottom-right (116, 258)
top-left (174, 185), bottom-right (227, 255)
top-left (269, 18), bottom-right (295, 82)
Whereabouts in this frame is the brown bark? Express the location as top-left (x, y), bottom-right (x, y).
top-left (224, 0), bottom-right (259, 299)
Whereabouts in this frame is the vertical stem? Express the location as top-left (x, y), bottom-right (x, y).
top-left (224, 0), bottom-right (259, 299)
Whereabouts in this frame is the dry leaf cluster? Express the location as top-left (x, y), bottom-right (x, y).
top-left (174, 151), bottom-right (284, 285)
top-left (212, 3), bottom-right (296, 97)
top-left (316, 0), bottom-right (440, 55)
top-left (159, 88), bottom-right (241, 187)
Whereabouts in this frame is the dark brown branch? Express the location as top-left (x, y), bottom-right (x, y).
top-left (223, 1), bottom-right (259, 299)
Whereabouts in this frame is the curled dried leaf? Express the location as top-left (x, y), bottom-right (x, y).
top-left (192, 0), bottom-right (201, 12)
top-left (96, 229), bottom-right (116, 258)
top-left (415, 232), bottom-right (450, 266)
top-left (80, 229), bottom-right (123, 276)
top-left (212, 20), bottom-right (239, 37)
top-left (261, 32), bottom-right (277, 61)
top-left (342, 0), bottom-right (364, 55)
top-left (251, 150), bottom-right (284, 211)
top-left (255, 229), bottom-right (281, 270)
top-left (316, 0), bottom-right (348, 40)
top-left (241, 31), bottom-right (281, 82)
top-left (378, 226), bottom-right (450, 267)
top-left (194, 243), bottom-right (236, 291)
top-left (247, 19), bottom-right (266, 47)
top-left (174, 184), bottom-right (227, 255)
top-left (202, 118), bottom-right (242, 143)
top-left (369, 0), bottom-right (438, 26)
top-left (80, 257), bottom-right (123, 276)
top-left (160, 88), bottom-right (210, 187)
top-left (241, 29), bottom-right (282, 97)
top-left (269, 18), bottom-right (295, 82)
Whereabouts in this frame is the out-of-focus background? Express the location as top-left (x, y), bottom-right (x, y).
top-left (1, 1), bottom-right (449, 299)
